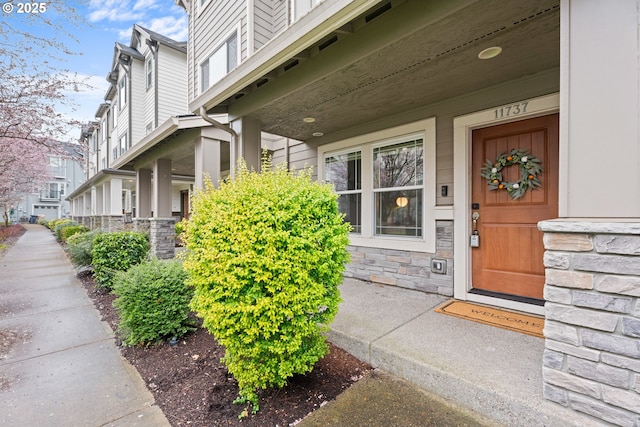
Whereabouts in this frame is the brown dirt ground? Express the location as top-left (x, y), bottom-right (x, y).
top-left (78, 272), bottom-right (372, 427)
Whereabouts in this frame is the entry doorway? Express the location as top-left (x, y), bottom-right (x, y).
top-left (452, 93), bottom-right (560, 315)
top-left (470, 114), bottom-right (559, 301)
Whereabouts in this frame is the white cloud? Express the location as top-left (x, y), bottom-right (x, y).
top-left (87, 0), bottom-right (145, 22)
top-left (133, 0), bottom-right (160, 11)
top-left (143, 15), bottom-right (188, 41)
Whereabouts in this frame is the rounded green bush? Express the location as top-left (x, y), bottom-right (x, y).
top-left (53, 219), bottom-right (75, 239)
top-left (92, 231), bottom-right (150, 290)
top-left (182, 159), bottom-right (351, 413)
top-left (60, 224), bottom-right (89, 243)
top-left (113, 258), bottom-right (194, 346)
top-left (66, 230), bottom-right (101, 267)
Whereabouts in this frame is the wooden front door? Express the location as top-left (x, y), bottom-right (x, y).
top-left (471, 114), bottom-right (559, 300)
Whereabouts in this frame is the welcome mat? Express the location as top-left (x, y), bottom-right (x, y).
top-left (435, 300), bottom-right (544, 338)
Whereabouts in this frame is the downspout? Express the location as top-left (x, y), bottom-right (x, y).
top-left (199, 106), bottom-right (238, 177)
top-left (149, 40), bottom-right (159, 127)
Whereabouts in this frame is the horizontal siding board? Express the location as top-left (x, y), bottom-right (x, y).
top-left (157, 47), bottom-right (189, 121)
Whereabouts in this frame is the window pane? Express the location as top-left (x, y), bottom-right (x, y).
top-left (373, 139), bottom-right (423, 189)
top-left (324, 151), bottom-right (361, 191)
top-left (375, 189), bottom-right (422, 237)
top-left (200, 59), bottom-right (209, 92)
top-left (209, 46), bottom-right (227, 85)
top-left (227, 33), bottom-right (237, 72)
top-left (337, 193), bottom-right (361, 234)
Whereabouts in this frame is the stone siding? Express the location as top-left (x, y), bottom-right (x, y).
top-left (101, 215), bottom-right (125, 232)
top-left (345, 220), bottom-right (454, 296)
top-left (540, 220), bottom-right (640, 426)
top-left (149, 218), bottom-right (176, 259)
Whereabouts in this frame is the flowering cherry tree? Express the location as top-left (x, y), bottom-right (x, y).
top-left (0, 138), bottom-right (51, 226)
top-left (0, 2), bottom-right (87, 225)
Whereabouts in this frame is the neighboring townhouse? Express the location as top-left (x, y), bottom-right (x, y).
top-left (15, 142), bottom-right (85, 222)
top-left (69, 25), bottom-right (217, 257)
top-left (68, 1), bottom-right (640, 424)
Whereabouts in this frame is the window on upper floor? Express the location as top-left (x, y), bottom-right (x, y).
top-left (146, 57), bottom-right (153, 90)
top-left (118, 77), bottom-right (127, 110)
top-left (200, 31), bottom-right (238, 93)
top-left (291, 0), bottom-right (324, 22)
top-left (101, 118), bottom-right (107, 142)
top-left (42, 182), bottom-right (63, 200)
top-left (119, 134), bottom-right (127, 155)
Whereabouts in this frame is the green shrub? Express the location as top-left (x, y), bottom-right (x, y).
top-left (60, 225), bottom-right (89, 243)
top-left (66, 230), bottom-right (101, 267)
top-left (92, 231), bottom-right (150, 290)
top-left (48, 218), bottom-right (71, 231)
top-left (112, 258), bottom-right (194, 346)
top-left (53, 219), bottom-right (76, 240)
top-left (182, 159), bottom-right (350, 413)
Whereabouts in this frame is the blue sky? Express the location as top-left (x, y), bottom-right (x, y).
top-left (7, 0), bottom-right (188, 140)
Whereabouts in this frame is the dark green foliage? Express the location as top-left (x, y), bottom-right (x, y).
top-left (92, 231), bottom-right (150, 290)
top-left (182, 159), bottom-right (351, 413)
top-left (113, 259), bottom-right (194, 346)
top-left (66, 230), bottom-right (101, 267)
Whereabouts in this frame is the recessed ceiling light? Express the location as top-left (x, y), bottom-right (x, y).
top-left (312, 132), bottom-right (324, 137)
top-left (478, 46), bottom-right (502, 60)
top-left (303, 117), bottom-right (316, 123)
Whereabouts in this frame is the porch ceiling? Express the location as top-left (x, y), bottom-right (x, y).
top-left (224, 0), bottom-right (560, 142)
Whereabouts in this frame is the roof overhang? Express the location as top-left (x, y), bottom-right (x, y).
top-left (192, 0), bottom-right (560, 142)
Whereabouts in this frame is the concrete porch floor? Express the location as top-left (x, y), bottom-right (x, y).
top-left (326, 278), bottom-right (601, 426)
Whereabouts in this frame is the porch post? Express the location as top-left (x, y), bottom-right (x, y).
top-left (136, 168), bottom-right (152, 218)
top-left (231, 116), bottom-right (262, 171)
top-left (153, 158), bottom-right (172, 218)
top-left (541, 1), bottom-right (640, 424)
top-left (559, 0), bottom-right (640, 218)
top-left (194, 136), bottom-right (222, 189)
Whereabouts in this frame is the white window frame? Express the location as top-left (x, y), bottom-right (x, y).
top-left (118, 77), bottom-right (127, 111)
top-left (198, 0), bottom-right (213, 14)
top-left (119, 133), bottom-right (127, 155)
top-left (318, 117), bottom-right (436, 253)
top-left (199, 26), bottom-right (240, 94)
top-left (145, 56), bottom-right (153, 91)
top-left (372, 136), bottom-right (424, 238)
top-left (324, 149), bottom-right (363, 234)
top-left (101, 118), bottom-right (107, 142)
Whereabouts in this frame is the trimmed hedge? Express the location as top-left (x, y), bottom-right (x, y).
top-left (92, 231), bottom-right (150, 290)
top-left (182, 159), bottom-right (350, 413)
top-left (113, 258), bottom-right (194, 346)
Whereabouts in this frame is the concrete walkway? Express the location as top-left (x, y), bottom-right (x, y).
top-left (0, 225), bottom-right (169, 426)
top-left (317, 279), bottom-right (601, 427)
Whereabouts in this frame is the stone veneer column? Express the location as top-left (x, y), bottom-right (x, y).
top-left (149, 218), bottom-right (175, 259)
top-left (539, 220), bottom-right (640, 426)
top-left (101, 215), bottom-right (125, 233)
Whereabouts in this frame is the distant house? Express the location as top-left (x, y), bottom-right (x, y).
top-left (16, 142), bottom-right (84, 222)
top-left (70, 1), bottom-right (640, 424)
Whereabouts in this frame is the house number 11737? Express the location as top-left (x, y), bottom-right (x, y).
top-left (494, 101), bottom-right (528, 120)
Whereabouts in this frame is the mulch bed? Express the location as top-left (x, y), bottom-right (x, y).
top-left (0, 224), bottom-right (26, 258)
top-left (78, 272), bottom-right (372, 426)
